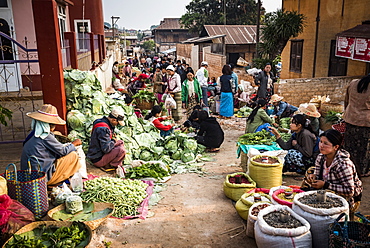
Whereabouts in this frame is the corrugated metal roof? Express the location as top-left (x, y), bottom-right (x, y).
top-left (336, 23), bottom-right (370, 39)
top-left (182, 34), bottom-right (227, 44)
top-left (154, 18), bottom-right (185, 30)
top-left (203, 25), bottom-right (257, 44)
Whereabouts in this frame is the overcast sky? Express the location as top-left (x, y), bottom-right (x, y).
top-left (103, 0), bottom-right (282, 30)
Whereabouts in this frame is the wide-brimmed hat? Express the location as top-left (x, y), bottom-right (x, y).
top-left (110, 108), bottom-right (125, 126)
top-left (26, 104), bottom-right (66, 125)
top-left (299, 103), bottom-right (321, 118)
top-left (269, 94), bottom-right (284, 103)
top-left (166, 65), bottom-right (175, 71)
top-left (105, 86), bottom-right (116, 94)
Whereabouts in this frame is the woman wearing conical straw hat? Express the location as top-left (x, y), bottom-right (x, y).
top-left (21, 104), bottom-right (82, 186)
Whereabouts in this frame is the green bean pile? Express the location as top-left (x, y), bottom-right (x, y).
top-left (80, 177), bottom-right (148, 218)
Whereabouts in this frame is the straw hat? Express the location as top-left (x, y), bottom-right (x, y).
top-left (299, 103), bottom-right (321, 118)
top-left (269, 94), bottom-right (284, 103)
top-left (26, 104), bottom-right (66, 125)
top-left (105, 86), bottom-right (116, 94)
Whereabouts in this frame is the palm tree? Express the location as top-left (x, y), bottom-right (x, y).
top-left (260, 9), bottom-right (306, 60)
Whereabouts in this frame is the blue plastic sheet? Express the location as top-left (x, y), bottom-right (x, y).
top-left (237, 142), bottom-right (282, 158)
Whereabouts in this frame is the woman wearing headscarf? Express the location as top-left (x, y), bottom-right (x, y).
top-left (165, 65), bottom-right (182, 121)
top-left (219, 64), bottom-right (234, 118)
top-left (21, 104), bottom-right (81, 186)
top-left (343, 74), bottom-right (370, 177)
top-left (181, 72), bottom-right (202, 118)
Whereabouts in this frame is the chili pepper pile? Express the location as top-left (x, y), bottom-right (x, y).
top-left (80, 177), bottom-right (148, 218)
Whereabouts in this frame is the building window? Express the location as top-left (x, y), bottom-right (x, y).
top-left (74, 20), bottom-right (91, 52)
top-left (290, 40), bottom-right (303, 73)
top-left (58, 5), bottom-right (67, 44)
top-left (0, 0), bottom-right (8, 8)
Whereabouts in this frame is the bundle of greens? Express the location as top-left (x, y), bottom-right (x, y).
top-left (125, 162), bottom-right (170, 180)
top-left (80, 177), bottom-right (148, 218)
top-left (5, 222), bottom-right (90, 248)
top-left (324, 110), bottom-right (341, 123)
top-left (238, 130), bottom-right (276, 146)
top-left (132, 90), bottom-right (156, 102)
top-left (279, 117), bottom-right (291, 129)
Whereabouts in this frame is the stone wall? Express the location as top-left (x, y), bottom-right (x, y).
top-left (276, 76), bottom-right (361, 107)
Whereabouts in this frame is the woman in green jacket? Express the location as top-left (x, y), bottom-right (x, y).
top-left (245, 99), bottom-right (276, 133)
top-left (182, 71), bottom-right (203, 118)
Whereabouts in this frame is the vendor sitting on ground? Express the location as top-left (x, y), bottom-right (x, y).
top-left (183, 105), bottom-right (202, 131)
top-left (196, 110), bottom-right (224, 152)
top-left (245, 99), bottom-right (277, 133)
top-left (21, 104), bottom-right (82, 186)
top-left (299, 103), bottom-right (321, 136)
top-left (87, 108), bottom-right (126, 171)
top-left (145, 105), bottom-right (175, 137)
top-left (269, 114), bottom-right (319, 174)
top-left (270, 94), bottom-right (298, 119)
top-left (128, 73), bottom-right (149, 95)
top-left (307, 129), bottom-right (362, 215)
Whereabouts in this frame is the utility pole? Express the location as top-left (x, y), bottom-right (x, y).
top-left (111, 16), bottom-right (120, 41)
top-left (255, 0), bottom-right (261, 59)
top-left (224, 0), bottom-right (226, 25)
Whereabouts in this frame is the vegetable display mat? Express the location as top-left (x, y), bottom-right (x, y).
top-left (84, 174), bottom-right (154, 220)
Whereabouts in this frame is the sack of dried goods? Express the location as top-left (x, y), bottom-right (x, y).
top-left (223, 172), bottom-right (256, 201)
top-left (248, 155), bottom-right (283, 189)
top-left (292, 191), bottom-right (349, 248)
top-left (272, 188), bottom-right (304, 208)
top-left (255, 205), bottom-right (312, 248)
top-left (235, 192), bottom-right (271, 220)
top-left (246, 202), bottom-right (272, 238)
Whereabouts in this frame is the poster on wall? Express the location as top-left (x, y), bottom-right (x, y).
top-left (353, 38), bottom-right (370, 62)
top-left (336, 36), bottom-right (355, 58)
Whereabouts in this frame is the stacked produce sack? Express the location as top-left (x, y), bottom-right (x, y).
top-left (223, 173), bottom-right (256, 201)
top-left (63, 69), bottom-right (205, 168)
top-left (254, 205), bottom-right (312, 248)
top-left (235, 192), bottom-right (271, 220)
top-left (292, 191), bottom-right (349, 248)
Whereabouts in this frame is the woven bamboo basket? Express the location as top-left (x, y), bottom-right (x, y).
top-left (47, 202), bottom-right (114, 230)
top-left (2, 221), bottom-right (92, 248)
top-left (320, 103), bottom-right (344, 117)
top-left (135, 99), bottom-right (154, 110)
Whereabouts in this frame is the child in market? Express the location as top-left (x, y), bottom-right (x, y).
top-left (145, 105), bottom-right (175, 137)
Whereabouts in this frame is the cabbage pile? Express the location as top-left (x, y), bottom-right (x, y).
top-left (64, 69), bottom-right (206, 168)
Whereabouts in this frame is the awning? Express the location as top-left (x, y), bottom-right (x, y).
top-left (335, 21), bottom-right (370, 62)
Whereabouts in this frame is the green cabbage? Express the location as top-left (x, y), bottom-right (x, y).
top-left (165, 139), bottom-right (178, 153)
top-left (67, 110), bottom-right (86, 131)
top-left (183, 139), bottom-right (198, 151)
top-left (181, 151), bottom-right (195, 163)
top-left (139, 150), bottom-right (152, 161)
top-left (171, 149), bottom-right (183, 160)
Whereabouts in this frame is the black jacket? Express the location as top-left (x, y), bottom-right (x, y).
top-left (255, 71), bottom-right (276, 98)
top-left (197, 117), bottom-right (224, 148)
top-left (87, 117), bottom-right (115, 163)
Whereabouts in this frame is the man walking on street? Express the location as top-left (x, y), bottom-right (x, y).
top-left (196, 61), bottom-right (209, 107)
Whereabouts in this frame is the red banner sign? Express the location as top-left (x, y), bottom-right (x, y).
top-left (336, 36), bottom-right (370, 62)
top-left (353, 38), bottom-right (370, 62)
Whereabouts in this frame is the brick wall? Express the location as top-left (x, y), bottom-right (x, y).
top-left (276, 76), bottom-right (360, 107)
top-left (204, 47), bottom-right (226, 79)
top-left (176, 44), bottom-right (192, 59)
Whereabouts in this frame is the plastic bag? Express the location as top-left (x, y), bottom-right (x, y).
top-left (54, 182), bottom-right (73, 205)
top-left (65, 195), bottom-right (83, 214)
top-left (75, 145), bottom-right (88, 179)
top-left (165, 94), bottom-right (176, 109)
top-left (0, 194), bottom-right (35, 235)
top-left (70, 172), bottom-right (83, 193)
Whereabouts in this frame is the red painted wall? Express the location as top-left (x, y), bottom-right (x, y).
top-left (68, 0), bottom-right (104, 35)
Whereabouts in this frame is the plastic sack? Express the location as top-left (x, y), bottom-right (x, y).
top-left (0, 194), bottom-right (35, 235)
top-left (292, 191), bottom-right (349, 248)
top-left (0, 176), bottom-right (7, 195)
top-left (271, 188), bottom-right (304, 208)
top-left (246, 202), bottom-right (272, 238)
top-left (255, 205), bottom-right (312, 248)
top-left (223, 172), bottom-right (256, 201)
top-left (75, 145), bottom-right (88, 179)
top-left (248, 155), bottom-right (283, 189)
top-left (165, 94), bottom-right (176, 109)
top-left (70, 172), bottom-right (83, 193)
top-left (54, 182), bottom-right (73, 205)
top-left (65, 195), bottom-right (83, 214)
top-left (235, 192), bottom-right (271, 220)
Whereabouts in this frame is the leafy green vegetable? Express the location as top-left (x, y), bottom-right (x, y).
top-left (125, 162), bottom-right (170, 180)
top-left (238, 130), bottom-right (276, 146)
top-left (324, 110), bottom-right (341, 123)
top-left (132, 90), bottom-right (156, 102)
top-left (181, 151), bottom-right (196, 163)
top-left (67, 110), bottom-right (86, 131)
top-left (183, 139), bottom-right (198, 151)
top-left (279, 117), bottom-right (291, 129)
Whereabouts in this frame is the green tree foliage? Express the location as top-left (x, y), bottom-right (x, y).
top-left (142, 40), bottom-right (155, 52)
top-left (0, 105), bottom-right (12, 126)
top-left (181, 0), bottom-right (259, 34)
top-left (259, 9), bottom-right (306, 60)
